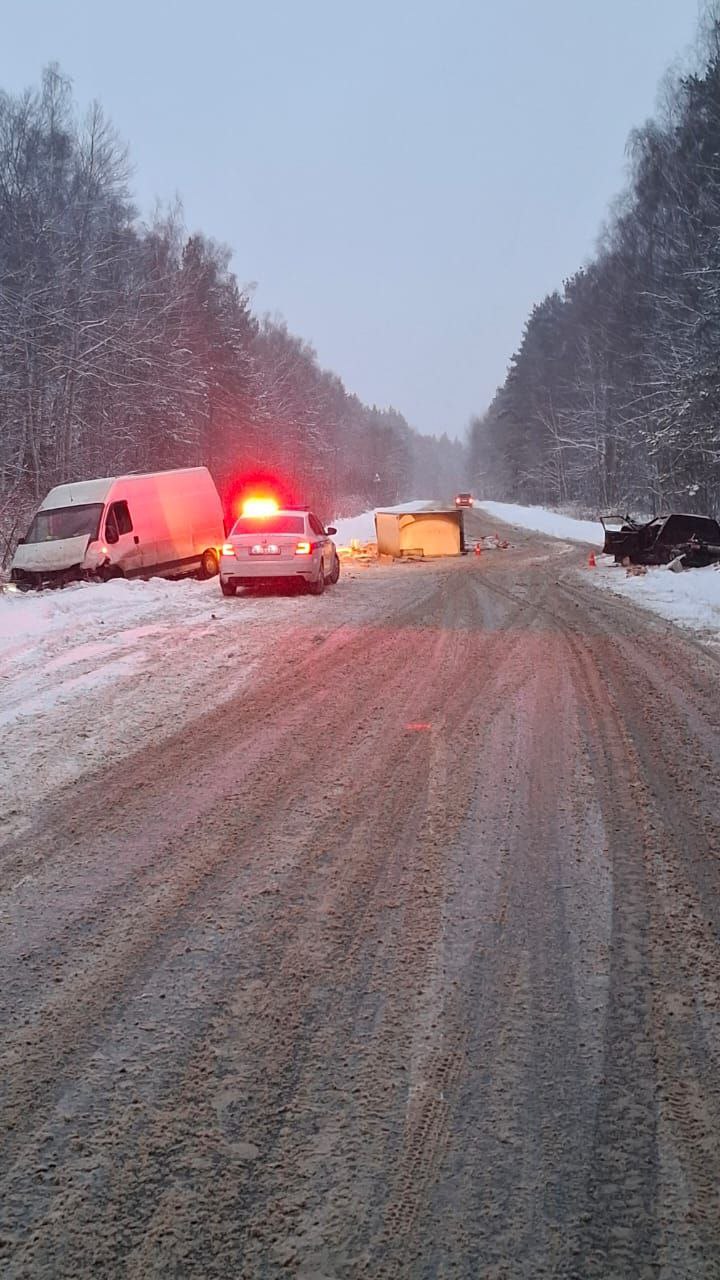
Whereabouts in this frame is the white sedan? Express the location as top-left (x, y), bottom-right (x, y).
top-left (219, 504), bottom-right (340, 597)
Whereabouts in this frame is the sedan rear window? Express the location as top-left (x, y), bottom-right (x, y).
top-left (231, 515), bottom-right (305, 535)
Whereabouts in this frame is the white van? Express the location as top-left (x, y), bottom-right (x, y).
top-left (11, 467), bottom-right (225, 589)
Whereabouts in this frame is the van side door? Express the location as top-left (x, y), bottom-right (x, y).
top-left (103, 500), bottom-right (143, 576)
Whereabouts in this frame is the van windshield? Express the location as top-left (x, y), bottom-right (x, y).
top-left (231, 515), bottom-right (305, 535)
top-left (25, 504), bottom-right (104, 544)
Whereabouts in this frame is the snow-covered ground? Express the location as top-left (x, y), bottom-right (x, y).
top-left (331, 500), bottom-right (433, 544)
top-left (477, 501), bottom-right (603, 547)
top-left (0, 576), bottom-right (264, 836)
top-left (597, 561), bottom-right (720, 640)
top-left (0, 552), bottom-right (440, 843)
top-left (480, 499), bottom-right (720, 646)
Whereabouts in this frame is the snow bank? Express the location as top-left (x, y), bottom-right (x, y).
top-left (331, 500), bottom-right (434, 545)
top-left (477, 501), bottom-right (603, 547)
top-left (0, 574), bottom-right (217, 645)
top-left (0, 575), bottom-right (265, 839)
top-left (594, 562), bottom-right (720, 643)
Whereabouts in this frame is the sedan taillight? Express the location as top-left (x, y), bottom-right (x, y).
top-left (221, 542), bottom-right (235, 555)
top-left (295, 540), bottom-right (313, 555)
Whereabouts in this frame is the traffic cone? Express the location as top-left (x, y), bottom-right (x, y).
top-left (588, 551), bottom-right (596, 568)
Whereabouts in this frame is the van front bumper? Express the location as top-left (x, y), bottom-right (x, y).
top-left (10, 564), bottom-right (87, 590)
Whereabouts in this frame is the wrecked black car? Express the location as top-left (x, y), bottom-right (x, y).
top-left (601, 513), bottom-right (720, 568)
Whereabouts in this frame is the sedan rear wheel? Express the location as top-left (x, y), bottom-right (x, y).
top-left (328, 553), bottom-right (340, 584)
top-left (220, 580), bottom-right (237, 597)
top-left (307, 563), bottom-right (325, 595)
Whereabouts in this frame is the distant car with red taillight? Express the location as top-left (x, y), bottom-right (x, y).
top-left (454, 493), bottom-right (474, 508)
top-left (219, 502), bottom-right (340, 596)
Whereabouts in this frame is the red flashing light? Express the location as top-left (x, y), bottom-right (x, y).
top-left (226, 469), bottom-right (300, 524)
top-left (242, 496), bottom-right (279, 517)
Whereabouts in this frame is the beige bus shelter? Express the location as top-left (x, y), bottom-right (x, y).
top-left (374, 509), bottom-right (464, 558)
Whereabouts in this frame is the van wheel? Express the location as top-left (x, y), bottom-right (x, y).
top-left (328, 554), bottom-right (340, 584)
top-left (307, 565), bottom-right (325, 596)
top-left (200, 549), bottom-right (219, 579)
top-left (221, 580), bottom-right (237, 597)
top-left (101, 565), bottom-right (124, 582)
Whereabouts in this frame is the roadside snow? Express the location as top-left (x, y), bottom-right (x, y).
top-left (0, 575), bottom-right (217, 646)
top-left (477, 501), bottom-right (603, 547)
top-left (332, 500), bottom-right (434, 545)
top-left (476, 498), bottom-right (720, 646)
top-left (593, 561), bottom-right (720, 645)
top-left (0, 552), bottom-right (443, 842)
top-left (0, 576), bottom-right (272, 841)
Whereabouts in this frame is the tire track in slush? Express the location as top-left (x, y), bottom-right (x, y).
top-left (555, 595), bottom-right (720, 1278)
top-left (230, 607), bottom-right (536, 1277)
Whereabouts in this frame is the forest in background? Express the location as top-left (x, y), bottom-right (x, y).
top-left (469, 10), bottom-right (720, 519)
top-left (0, 67), bottom-right (466, 558)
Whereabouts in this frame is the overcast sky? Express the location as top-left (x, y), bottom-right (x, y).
top-left (1, 0), bottom-right (702, 439)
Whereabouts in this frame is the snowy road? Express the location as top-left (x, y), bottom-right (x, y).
top-left (2, 516), bottom-right (720, 1278)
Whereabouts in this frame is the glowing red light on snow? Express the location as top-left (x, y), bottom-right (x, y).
top-left (405, 722), bottom-right (432, 731)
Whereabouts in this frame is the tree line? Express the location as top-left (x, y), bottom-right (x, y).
top-left (469, 11), bottom-right (720, 519)
top-left (0, 66), bottom-right (466, 556)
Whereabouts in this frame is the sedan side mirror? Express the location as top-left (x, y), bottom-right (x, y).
top-left (326, 526), bottom-right (337, 536)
